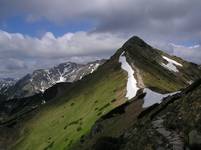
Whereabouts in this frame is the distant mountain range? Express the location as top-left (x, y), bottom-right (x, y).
top-left (0, 36), bottom-right (200, 150)
top-left (0, 60), bottom-right (105, 100)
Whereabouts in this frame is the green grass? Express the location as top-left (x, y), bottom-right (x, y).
top-left (125, 46), bottom-right (187, 92)
top-left (12, 60), bottom-right (127, 150)
top-left (141, 70), bottom-right (183, 92)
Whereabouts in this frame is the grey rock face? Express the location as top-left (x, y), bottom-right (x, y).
top-left (152, 117), bottom-right (184, 150)
top-left (0, 78), bottom-right (16, 93)
top-left (1, 60), bottom-right (105, 100)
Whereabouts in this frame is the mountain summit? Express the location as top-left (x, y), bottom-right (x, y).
top-left (123, 36), bottom-right (152, 49)
top-left (118, 36), bottom-right (201, 92)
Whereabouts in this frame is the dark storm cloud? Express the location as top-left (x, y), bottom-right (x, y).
top-left (93, 1), bottom-right (201, 45)
top-left (1, 0), bottom-right (200, 41)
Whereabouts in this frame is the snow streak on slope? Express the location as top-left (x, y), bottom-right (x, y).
top-left (161, 56), bottom-right (183, 72)
top-left (162, 56), bottom-right (183, 67)
top-left (119, 52), bottom-right (139, 99)
top-left (90, 63), bottom-right (100, 73)
top-left (143, 88), bottom-right (180, 108)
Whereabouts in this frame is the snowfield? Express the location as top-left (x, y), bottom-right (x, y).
top-left (119, 52), bottom-right (139, 99)
top-left (143, 88), bottom-right (180, 108)
top-left (161, 56), bottom-right (183, 72)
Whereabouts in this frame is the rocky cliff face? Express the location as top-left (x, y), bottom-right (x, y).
top-left (0, 78), bottom-right (16, 93)
top-left (0, 78), bottom-right (16, 102)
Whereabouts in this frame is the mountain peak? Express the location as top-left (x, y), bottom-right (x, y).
top-left (128, 36), bottom-right (143, 42)
top-left (123, 36), bottom-right (151, 49)
top-left (1, 59), bottom-right (105, 100)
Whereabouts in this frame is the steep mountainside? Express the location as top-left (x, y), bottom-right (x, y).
top-left (83, 79), bottom-right (201, 150)
top-left (1, 60), bottom-right (104, 100)
top-left (121, 36), bottom-right (201, 92)
top-left (0, 36), bottom-right (200, 150)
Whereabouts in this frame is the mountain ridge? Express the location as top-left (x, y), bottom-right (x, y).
top-left (0, 36), bottom-right (200, 150)
top-left (122, 36), bottom-right (201, 92)
top-left (0, 59), bottom-right (105, 101)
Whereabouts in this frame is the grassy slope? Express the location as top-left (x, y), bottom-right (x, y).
top-left (73, 95), bottom-right (145, 150)
top-left (12, 57), bottom-right (127, 150)
top-left (126, 50), bottom-right (184, 92)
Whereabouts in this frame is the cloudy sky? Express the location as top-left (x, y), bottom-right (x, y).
top-left (0, 0), bottom-right (201, 78)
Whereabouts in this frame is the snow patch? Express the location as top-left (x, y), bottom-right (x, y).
top-left (119, 52), bottom-right (139, 99)
top-left (40, 81), bottom-right (46, 93)
top-left (161, 56), bottom-right (183, 72)
top-left (143, 88), bottom-right (180, 108)
top-left (162, 56), bottom-right (183, 67)
top-left (40, 88), bottom-right (45, 93)
top-left (57, 76), bottom-right (66, 83)
top-left (161, 63), bottom-right (179, 72)
top-left (63, 68), bottom-right (70, 74)
top-left (187, 80), bottom-right (193, 85)
top-left (41, 100), bottom-right (46, 104)
top-left (90, 63), bottom-right (100, 73)
top-left (56, 70), bottom-right (66, 83)
top-left (79, 72), bottom-right (85, 80)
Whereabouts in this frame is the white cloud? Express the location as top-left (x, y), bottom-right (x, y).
top-left (0, 30), bottom-right (126, 78)
top-left (0, 30), bottom-right (125, 58)
top-left (171, 44), bottom-right (201, 64)
top-left (0, 29), bottom-right (200, 78)
top-left (147, 40), bottom-right (201, 64)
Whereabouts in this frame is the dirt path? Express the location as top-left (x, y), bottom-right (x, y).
top-left (131, 63), bottom-right (144, 88)
top-left (152, 116), bottom-right (184, 150)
